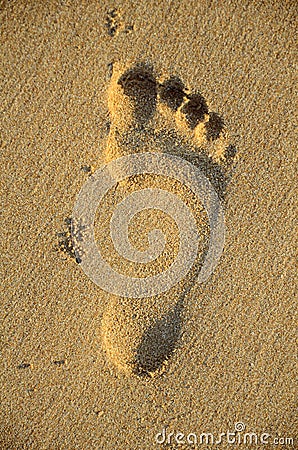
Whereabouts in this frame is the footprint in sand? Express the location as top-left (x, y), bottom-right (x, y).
top-left (72, 62), bottom-right (237, 378)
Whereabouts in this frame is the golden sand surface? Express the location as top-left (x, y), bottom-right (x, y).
top-left (1, 1), bottom-right (297, 449)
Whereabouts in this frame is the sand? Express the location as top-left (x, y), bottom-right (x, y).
top-left (1, 0), bottom-right (297, 449)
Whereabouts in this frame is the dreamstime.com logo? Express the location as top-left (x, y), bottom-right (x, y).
top-left (155, 422), bottom-right (295, 447)
top-left (71, 152), bottom-right (225, 298)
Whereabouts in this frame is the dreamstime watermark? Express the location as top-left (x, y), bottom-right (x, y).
top-left (155, 422), bottom-right (294, 446)
top-left (71, 152), bottom-right (225, 298)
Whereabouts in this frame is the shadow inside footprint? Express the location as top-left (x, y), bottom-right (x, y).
top-left (118, 63), bottom-right (157, 126)
top-left (132, 298), bottom-right (184, 377)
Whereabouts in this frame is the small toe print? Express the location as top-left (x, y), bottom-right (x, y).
top-left (224, 144), bottom-right (237, 165)
top-left (205, 112), bottom-right (225, 141)
top-left (158, 76), bottom-right (186, 111)
top-left (181, 92), bottom-right (209, 129)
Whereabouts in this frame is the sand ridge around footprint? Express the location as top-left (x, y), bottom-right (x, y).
top-left (95, 61), bottom-right (237, 378)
